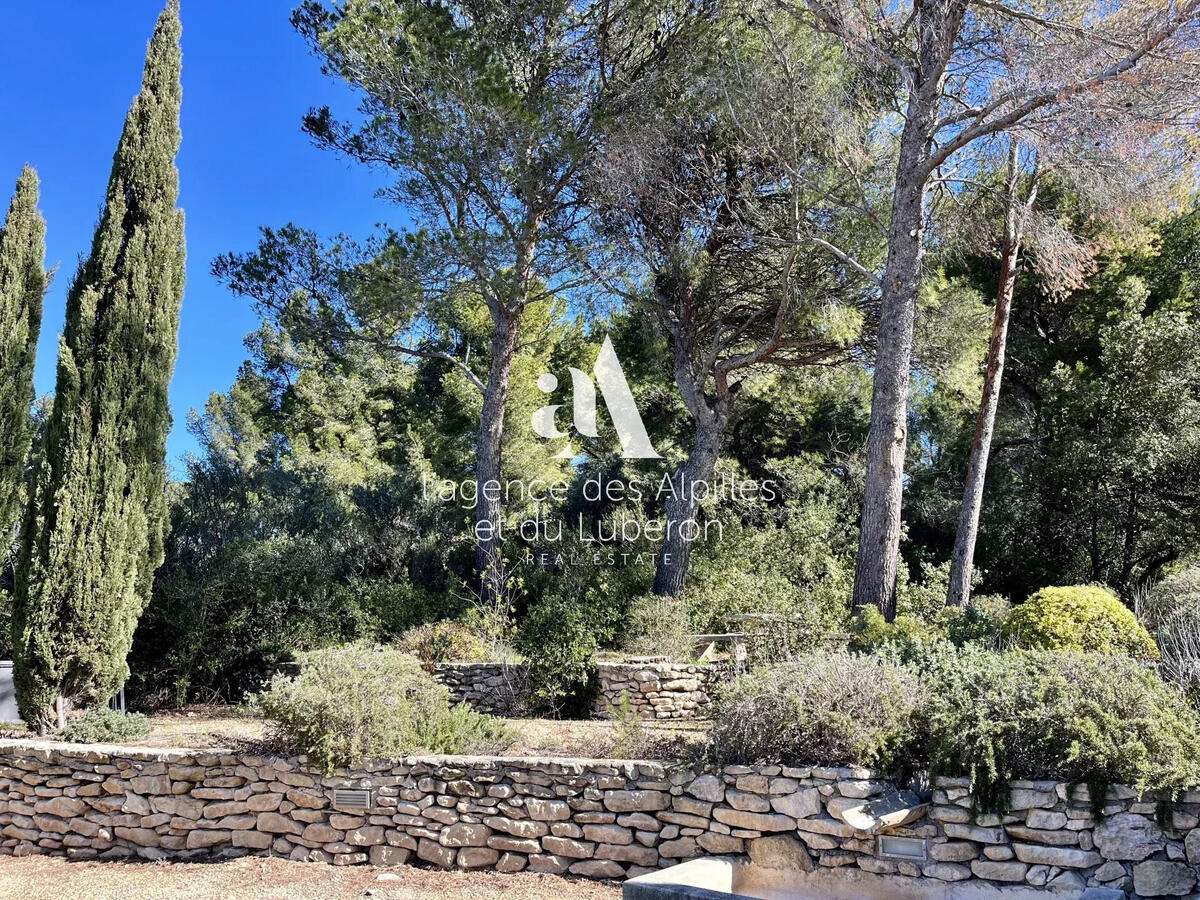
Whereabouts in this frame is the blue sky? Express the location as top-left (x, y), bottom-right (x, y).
top-left (0, 1), bottom-right (394, 476)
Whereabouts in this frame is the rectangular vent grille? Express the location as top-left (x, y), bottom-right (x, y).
top-left (877, 835), bottom-right (927, 861)
top-left (332, 788), bottom-right (372, 810)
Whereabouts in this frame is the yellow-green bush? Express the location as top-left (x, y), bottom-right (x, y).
top-left (849, 607), bottom-right (941, 655)
top-left (1002, 585), bottom-right (1158, 659)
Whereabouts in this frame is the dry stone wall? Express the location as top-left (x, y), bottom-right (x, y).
top-left (593, 662), bottom-right (724, 721)
top-left (3, 740), bottom-right (1200, 897)
top-left (432, 660), bottom-right (726, 721)
top-left (432, 663), bottom-right (528, 717)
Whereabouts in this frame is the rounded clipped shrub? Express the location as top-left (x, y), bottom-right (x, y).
top-left (922, 649), bottom-right (1200, 810)
top-left (710, 652), bottom-right (922, 769)
top-left (397, 620), bottom-right (489, 665)
top-left (58, 707), bottom-right (151, 744)
top-left (256, 644), bottom-right (511, 771)
top-left (1002, 585), bottom-right (1158, 659)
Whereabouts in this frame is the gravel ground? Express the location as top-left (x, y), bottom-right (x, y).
top-left (0, 855), bottom-right (624, 900)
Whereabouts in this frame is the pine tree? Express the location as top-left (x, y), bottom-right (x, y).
top-left (0, 167), bottom-right (47, 542)
top-left (13, 2), bottom-right (185, 729)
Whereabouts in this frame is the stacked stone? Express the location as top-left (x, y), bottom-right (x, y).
top-left (593, 663), bottom-right (724, 721)
top-left (926, 776), bottom-right (1200, 897)
top-left (4, 739), bottom-right (1200, 898)
top-left (0, 742), bottom-right (676, 878)
top-left (431, 663), bottom-right (527, 717)
top-left (431, 660), bottom-right (727, 722)
top-left (656, 763), bottom-right (934, 872)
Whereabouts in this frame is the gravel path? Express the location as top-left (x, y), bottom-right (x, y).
top-left (0, 855), bottom-right (624, 900)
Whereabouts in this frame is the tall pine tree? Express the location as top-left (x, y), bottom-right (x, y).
top-left (0, 167), bottom-right (47, 542)
top-left (13, 2), bottom-right (184, 729)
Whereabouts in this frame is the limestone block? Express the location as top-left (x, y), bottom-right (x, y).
top-left (712, 808), bottom-right (795, 832)
top-left (457, 847), bottom-right (501, 868)
top-left (1093, 812), bottom-right (1165, 861)
top-left (684, 775), bottom-right (724, 803)
top-left (970, 860), bottom-right (1028, 881)
top-left (1011, 842), bottom-right (1100, 868)
top-left (417, 837), bottom-right (455, 868)
top-left (602, 790), bottom-right (668, 813)
top-left (929, 841), bottom-right (978, 862)
top-left (748, 834), bottom-right (814, 871)
top-left (1132, 860), bottom-right (1197, 897)
top-left (923, 863), bottom-right (971, 881)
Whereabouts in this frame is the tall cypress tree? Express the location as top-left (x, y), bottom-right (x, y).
top-left (0, 167), bottom-right (47, 542)
top-left (13, 2), bottom-right (184, 729)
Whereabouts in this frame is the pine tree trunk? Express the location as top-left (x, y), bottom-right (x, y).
top-left (851, 106), bottom-right (935, 621)
top-left (947, 143), bottom-right (1035, 607)
top-left (653, 422), bottom-right (721, 597)
top-left (474, 307), bottom-right (521, 608)
top-left (945, 243), bottom-right (1019, 607)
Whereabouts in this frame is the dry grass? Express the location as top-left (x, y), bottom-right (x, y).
top-left (0, 855), bottom-right (622, 900)
top-left (0, 705), bottom-right (709, 760)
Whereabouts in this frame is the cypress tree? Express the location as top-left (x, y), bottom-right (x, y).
top-left (0, 167), bottom-right (47, 541)
top-left (13, 2), bottom-right (185, 729)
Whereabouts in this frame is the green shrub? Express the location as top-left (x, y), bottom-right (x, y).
top-left (710, 652), bottom-right (923, 769)
top-left (941, 594), bottom-right (1011, 648)
top-left (519, 595), bottom-right (598, 718)
top-left (1142, 568), bottom-right (1200, 630)
top-left (849, 607), bottom-right (943, 659)
top-left (681, 454), bottom-right (856, 640)
top-left (922, 649), bottom-right (1200, 811)
top-left (895, 558), bottom-right (953, 623)
top-left (58, 707), bottom-right (151, 743)
top-left (1141, 568), bottom-right (1200, 701)
top-left (848, 593), bottom-right (1008, 659)
top-left (1002, 585), bottom-right (1158, 659)
top-left (622, 593), bottom-right (693, 660)
top-left (255, 644), bottom-right (511, 771)
top-left (397, 620), bottom-right (490, 665)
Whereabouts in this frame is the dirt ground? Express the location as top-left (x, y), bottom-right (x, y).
top-left (0, 855), bottom-right (623, 900)
top-left (0, 706), bottom-right (708, 760)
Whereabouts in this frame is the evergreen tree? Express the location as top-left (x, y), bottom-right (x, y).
top-left (13, 2), bottom-right (184, 729)
top-left (0, 167), bottom-right (47, 542)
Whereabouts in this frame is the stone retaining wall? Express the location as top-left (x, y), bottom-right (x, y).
top-left (432, 663), bottom-right (528, 717)
top-left (432, 660), bottom-right (726, 721)
top-left (2, 740), bottom-right (1199, 897)
top-left (593, 662), bottom-right (724, 721)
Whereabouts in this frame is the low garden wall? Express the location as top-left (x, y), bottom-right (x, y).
top-left (432, 660), bottom-right (725, 721)
top-left (3, 740), bottom-right (1200, 896)
top-left (432, 663), bottom-right (528, 717)
top-left (592, 662), bottom-right (724, 720)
